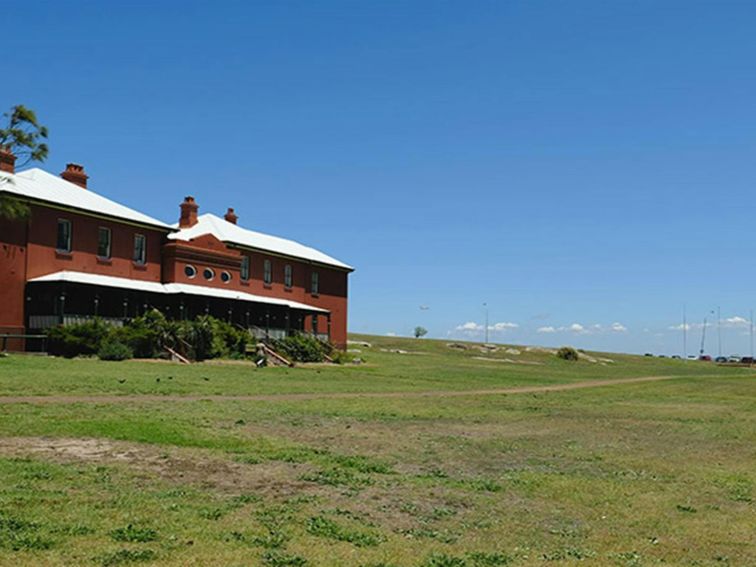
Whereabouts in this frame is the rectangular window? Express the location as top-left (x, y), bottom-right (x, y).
top-left (263, 259), bottom-right (272, 285)
top-left (284, 264), bottom-right (293, 288)
top-left (56, 219), bottom-right (72, 253)
top-left (240, 256), bottom-right (250, 281)
top-left (97, 227), bottom-right (112, 259)
top-left (133, 234), bottom-right (146, 265)
top-left (311, 271), bottom-right (319, 295)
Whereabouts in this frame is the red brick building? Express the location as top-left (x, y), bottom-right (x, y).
top-left (0, 148), bottom-right (353, 350)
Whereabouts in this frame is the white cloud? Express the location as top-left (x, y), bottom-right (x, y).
top-left (669, 323), bottom-right (696, 331)
top-left (723, 316), bottom-right (750, 327)
top-left (491, 322), bottom-right (519, 331)
top-left (453, 321), bottom-right (519, 336)
top-left (536, 322), bottom-right (627, 335)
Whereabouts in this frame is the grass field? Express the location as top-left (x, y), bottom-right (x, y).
top-left (0, 334), bottom-right (753, 566)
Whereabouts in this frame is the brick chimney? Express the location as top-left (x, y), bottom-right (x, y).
top-left (224, 207), bottom-right (238, 224)
top-left (179, 196), bottom-right (199, 228)
top-left (61, 163), bottom-right (88, 189)
top-left (0, 146), bottom-right (16, 174)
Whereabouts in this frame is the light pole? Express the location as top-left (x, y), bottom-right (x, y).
top-left (683, 303), bottom-right (687, 360)
top-left (717, 306), bottom-right (722, 358)
top-left (750, 309), bottom-right (754, 365)
top-left (483, 302), bottom-right (489, 344)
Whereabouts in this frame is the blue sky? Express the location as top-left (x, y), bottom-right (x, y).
top-left (5, 1), bottom-right (756, 355)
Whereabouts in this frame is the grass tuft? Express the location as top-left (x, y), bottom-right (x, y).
top-left (109, 524), bottom-right (158, 543)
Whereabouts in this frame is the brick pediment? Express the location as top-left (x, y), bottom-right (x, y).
top-left (162, 234), bottom-right (242, 268)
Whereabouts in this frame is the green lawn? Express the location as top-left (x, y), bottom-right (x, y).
top-left (0, 335), bottom-right (753, 566)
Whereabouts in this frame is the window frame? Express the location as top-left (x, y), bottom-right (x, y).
top-left (203, 267), bottom-right (216, 281)
top-left (284, 264), bottom-right (293, 288)
top-left (97, 226), bottom-right (112, 259)
top-left (184, 264), bottom-right (197, 279)
top-left (133, 233), bottom-right (147, 265)
top-left (240, 256), bottom-right (250, 281)
top-left (263, 259), bottom-right (272, 285)
top-left (311, 271), bottom-right (319, 295)
top-left (56, 218), bottom-right (72, 253)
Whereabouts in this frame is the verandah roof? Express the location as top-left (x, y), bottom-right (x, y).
top-left (27, 271), bottom-right (329, 313)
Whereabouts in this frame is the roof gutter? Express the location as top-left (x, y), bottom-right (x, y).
top-left (0, 189), bottom-right (176, 233)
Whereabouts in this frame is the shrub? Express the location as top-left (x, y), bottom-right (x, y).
top-left (47, 319), bottom-right (111, 358)
top-left (182, 315), bottom-right (248, 361)
top-left (556, 346), bottom-right (579, 361)
top-left (46, 312), bottom-right (249, 361)
top-left (330, 350), bottom-right (358, 365)
top-left (273, 334), bottom-right (330, 363)
top-left (111, 309), bottom-right (167, 358)
top-left (97, 340), bottom-right (133, 361)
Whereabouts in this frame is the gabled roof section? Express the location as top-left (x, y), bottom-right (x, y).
top-left (0, 168), bottom-right (171, 230)
top-left (168, 213), bottom-right (354, 271)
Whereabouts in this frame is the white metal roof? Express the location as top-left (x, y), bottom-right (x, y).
top-left (0, 168), bottom-right (171, 230)
top-left (168, 213), bottom-right (354, 271)
top-left (27, 271), bottom-right (329, 313)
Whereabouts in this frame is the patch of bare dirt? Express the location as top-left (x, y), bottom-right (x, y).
top-left (0, 436), bottom-right (313, 496)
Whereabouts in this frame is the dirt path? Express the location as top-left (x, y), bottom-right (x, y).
top-left (0, 374), bottom-right (682, 405)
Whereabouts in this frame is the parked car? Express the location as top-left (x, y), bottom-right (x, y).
top-left (714, 356), bottom-right (728, 363)
top-left (687, 355), bottom-right (698, 360)
top-left (740, 357), bottom-right (754, 365)
top-left (671, 355), bottom-right (681, 360)
top-left (728, 356), bottom-right (741, 363)
top-left (644, 353), bottom-right (654, 357)
top-left (699, 355), bottom-right (712, 361)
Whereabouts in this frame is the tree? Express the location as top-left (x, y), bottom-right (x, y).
top-left (414, 326), bottom-right (428, 339)
top-left (0, 105), bottom-right (49, 220)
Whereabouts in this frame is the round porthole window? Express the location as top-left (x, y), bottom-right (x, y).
top-left (220, 271), bottom-right (232, 284)
top-left (184, 265), bottom-right (197, 278)
top-left (203, 268), bottom-right (215, 281)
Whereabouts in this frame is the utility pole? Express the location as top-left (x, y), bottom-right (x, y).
top-left (700, 310), bottom-right (715, 357)
top-left (717, 306), bottom-right (722, 357)
top-left (751, 309), bottom-right (754, 365)
top-left (683, 304), bottom-right (687, 360)
top-left (483, 302), bottom-right (489, 344)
